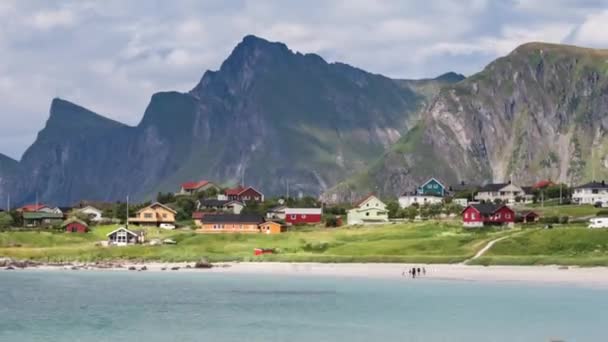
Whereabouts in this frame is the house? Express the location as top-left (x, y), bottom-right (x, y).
top-left (197, 213), bottom-right (265, 233)
top-left (533, 179), bottom-right (555, 189)
top-left (177, 180), bottom-right (220, 196)
top-left (63, 218), bottom-right (89, 233)
top-left (266, 205), bottom-right (287, 220)
top-left (75, 206), bottom-right (104, 222)
top-left (128, 202), bottom-right (177, 226)
top-left (518, 211), bottom-right (539, 223)
top-left (347, 194), bottom-right (389, 225)
top-left (399, 177), bottom-right (447, 208)
top-left (474, 182), bottom-right (532, 204)
top-left (398, 191), bottom-right (443, 208)
top-left (572, 181), bottom-right (608, 205)
top-left (197, 199), bottom-right (244, 214)
top-left (284, 208), bottom-right (322, 225)
top-left (22, 212), bottom-right (64, 227)
top-left (462, 204), bottom-right (515, 227)
top-left (259, 221), bottom-right (283, 234)
top-left (452, 198), bottom-right (469, 207)
top-left (106, 227), bottom-right (145, 246)
top-left (224, 186), bottom-right (264, 202)
top-left (418, 177), bottom-right (447, 196)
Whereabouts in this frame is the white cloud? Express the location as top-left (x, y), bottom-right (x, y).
top-left (30, 8), bottom-right (76, 30)
top-left (572, 10), bottom-right (608, 46)
top-left (0, 0), bottom-right (606, 159)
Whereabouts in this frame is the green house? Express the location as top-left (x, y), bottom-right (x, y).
top-left (417, 177), bottom-right (446, 197)
top-left (22, 212), bottom-right (64, 227)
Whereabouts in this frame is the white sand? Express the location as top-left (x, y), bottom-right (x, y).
top-left (24, 262), bottom-right (608, 288)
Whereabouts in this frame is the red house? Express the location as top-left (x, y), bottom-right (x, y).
top-left (285, 208), bottom-right (323, 225)
top-left (224, 186), bottom-right (264, 202)
top-left (63, 218), bottom-right (89, 233)
top-left (462, 204), bottom-right (515, 228)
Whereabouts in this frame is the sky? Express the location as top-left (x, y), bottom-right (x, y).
top-left (0, 0), bottom-right (607, 159)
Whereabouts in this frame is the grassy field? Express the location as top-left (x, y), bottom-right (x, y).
top-left (471, 224), bottom-right (608, 266)
top-left (516, 204), bottom-right (600, 218)
top-left (0, 222), bottom-right (511, 263)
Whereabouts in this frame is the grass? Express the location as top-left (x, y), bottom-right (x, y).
top-left (470, 225), bottom-right (608, 266)
top-left (0, 221), bottom-right (511, 263)
top-left (517, 204), bottom-right (600, 218)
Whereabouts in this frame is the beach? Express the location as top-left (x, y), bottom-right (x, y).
top-left (9, 261), bottom-right (608, 288)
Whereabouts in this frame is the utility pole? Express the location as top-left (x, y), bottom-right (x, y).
top-left (126, 195), bottom-right (129, 229)
top-left (559, 183), bottom-right (563, 205)
top-left (6, 194), bottom-right (10, 212)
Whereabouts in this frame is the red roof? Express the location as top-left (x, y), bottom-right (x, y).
top-left (192, 212), bottom-right (206, 219)
top-left (225, 186), bottom-right (246, 196)
top-left (181, 180), bottom-right (210, 190)
top-left (19, 204), bottom-right (48, 212)
top-left (533, 180), bottom-right (555, 189)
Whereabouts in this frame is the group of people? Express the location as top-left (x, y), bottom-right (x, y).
top-left (402, 267), bottom-right (426, 278)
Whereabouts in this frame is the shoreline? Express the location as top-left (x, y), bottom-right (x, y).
top-left (5, 260), bottom-right (608, 288)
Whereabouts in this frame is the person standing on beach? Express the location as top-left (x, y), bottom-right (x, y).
top-left (417, 267), bottom-right (421, 275)
top-left (412, 267), bottom-right (416, 278)
top-left (422, 267), bottom-right (426, 275)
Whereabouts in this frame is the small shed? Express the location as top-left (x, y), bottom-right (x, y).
top-left (519, 211), bottom-right (540, 223)
top-left (106, 227), bottom-right (145, 246)
top-left (259, 221), bottom-right (283, 234)
top-left (63, 218), bottom-right (89, 233)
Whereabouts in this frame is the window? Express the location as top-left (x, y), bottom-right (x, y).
top-left (291, 215), bottom-right (296, 219)
top-left (471, 213), bottom-right (476, 220)
top-left (505, 214), bottom-right (511, 219)
top-left (144, 213), bottom-right (153, 219)
top-left (366, 212), bottom-right (369, 216)
top-left (162, 214), bottom-right (167, 218)
top-left (302, 215), bottom-right (307, 219)
top-left (464, 213), bottom-right (469, 219)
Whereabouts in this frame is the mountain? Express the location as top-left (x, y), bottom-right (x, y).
top-left (1, 35), bottom-right (450, 205)
top-left (0, 153), bottom-right (18, 207)
top-left (323, 42), bottom-right (608, 202)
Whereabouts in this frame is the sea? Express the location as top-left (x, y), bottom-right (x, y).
top-left (1, 270), bottom-right (607, 342)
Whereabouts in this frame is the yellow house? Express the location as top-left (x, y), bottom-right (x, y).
top-left (347, 194), bottom-right (389, 225)
top-left (259, 221), bottom-right (283, 234)
top-left (129, 202), bottom-right (177, 226)
top-left (196, 213), bottom-right (265, 233)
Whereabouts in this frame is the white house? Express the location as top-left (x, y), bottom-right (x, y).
top-left (106, 227), bottom-right (145, 246)
top-left (398, 193), bottom-right (443, 208)
top-left (474, 183), bottom-right (532, 204)
top-left (347, 194), bottom-right (389, 225)
top-left (573, 181), bottom-right (608, 205)
top-left (76, 206), bottom-right (104, 222)
top-left (266, 205), bottom-right (287, 220)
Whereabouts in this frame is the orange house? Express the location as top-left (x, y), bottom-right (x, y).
top-left (259, 221), bottom-right (283, 234)
top-left (198, 213), bottom-right (264, 233)
top-left (129, 202), bottom-right (177, 226)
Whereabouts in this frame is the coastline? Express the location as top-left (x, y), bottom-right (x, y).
top-left (6, 260), bottom-right (608, 288)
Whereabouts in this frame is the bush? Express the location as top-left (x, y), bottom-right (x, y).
top-left (597, 210), bottom-right (608, 217)
top-left (539, 216), bottom-right (559, 224)
top-left (558, 216), bottom-right (569, 224)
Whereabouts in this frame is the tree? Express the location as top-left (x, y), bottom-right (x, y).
top-left (157, 192), bottom-right (175, 204)
top-left (402, 207), bottom-right (418, 221)
top-left (176, 197), bottom-right (196, 219)
top-left (386, 201), bottom-right (400, 218)
top-left (493, 198), bottom-right (503, 205)
top-left (9, 210), bottom-right (22, 227)
top-left (0, 212), bottom-right (13, 229)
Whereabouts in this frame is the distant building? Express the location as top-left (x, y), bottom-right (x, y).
top-left (266, 205), bottom-right (287, 220)
top-left (177, 180), bottom-right (220, 196)
top-left (474, 182), bottom-right (532, 204)
top-left (347, 194), bottom-right (389, 225)
top-left (462, 204), bottom-right (515, 228)
top-left (532, 179), bottom-right (555, 189)
top-left (18, 204), bottom-right (50, 212)
top-left (106, 227), bottom-right (145, 246)
top-left (196, 214), bottom-right (265, 233)
top-left (284, 208), bottom-right (322, 225)
top-left (63, 218), bottom-right (89, 233)
top-left (572, 181), bottom-right (608, 205)
top-left (22, 212), bottom-right (64, 227)
top-left (75, 206), bottom-right (104, 222)
top-left (259, 221), bottom-right (283, 234)
top-left (128, 202), bottom-right (177, 227)
top-left (197, 199), bottom-right (244, 214)
top-left (399, 177), bottom-right (446, 208)
top-left (518, 211), bottom-right (539, 224)
top-left (224, 186), bottom-right (264, 202)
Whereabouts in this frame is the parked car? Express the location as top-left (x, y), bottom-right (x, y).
top-left (159, 223), bottom-right (176, 230)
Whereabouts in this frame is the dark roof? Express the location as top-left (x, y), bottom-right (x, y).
top-left (400, 190), bottom-right (443, 197)
top-left (22, 212), bottom-right (64, 219)
top-left (518, 211), bottom-right (539, 217)
top-left (466, 203), bottom-right (504, 215)
top-left (575, 181), bottom-right (608, 189)
top-left (521, 186), bottom-right (534, 194)
top-left (201, 214), bottom-right (264, 224)
top-left (477, 183), bottom-right (509, 192)
top-left (199, 199), bottom-right (230, 207)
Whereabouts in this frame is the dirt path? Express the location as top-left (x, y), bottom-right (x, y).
top-left (462, 232), bottom-right (524, 265)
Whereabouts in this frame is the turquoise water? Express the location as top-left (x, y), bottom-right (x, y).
top-left (1, 271), bottom-right (607, 341)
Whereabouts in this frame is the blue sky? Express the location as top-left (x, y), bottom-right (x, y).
top-left (1, 0), bottom-right (607, 159)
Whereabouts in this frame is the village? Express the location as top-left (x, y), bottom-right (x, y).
top-left (1, 177), bottom-right (608, 248)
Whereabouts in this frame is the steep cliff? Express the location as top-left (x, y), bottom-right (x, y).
top-left (324, 43), bottom-right (608, 202)
top-left (1, 35), bottom-right (430, 205)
